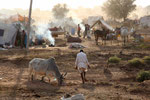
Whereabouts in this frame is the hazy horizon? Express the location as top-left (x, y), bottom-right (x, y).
top-left (0, 0), bottom-right (149, 10)
top-left (0, 0), bottom-right (150, 24)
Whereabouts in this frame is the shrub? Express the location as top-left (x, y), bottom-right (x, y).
top-left (128, 58), bottom-right (144, 67)
top-left (136, 70), bottom-right (150, 82)
top-left (143, 56), bottom-right (150, 65)
top-left (138, 43), bottom-right (150, 49)
top-left (108, 56), bottom-right (121, 63)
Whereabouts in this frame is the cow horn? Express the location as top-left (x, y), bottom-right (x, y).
top-left (63, 72), bottom-right (67, 77)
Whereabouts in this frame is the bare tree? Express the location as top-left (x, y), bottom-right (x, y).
top-left (102, 0), bottom-right (136, 21)
top-left (52, 4), bottom-right (69, 19)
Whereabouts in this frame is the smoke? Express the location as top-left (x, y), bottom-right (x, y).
top-left (50, 3), bottom-right (87, 33)
top-left (35, 24), bottom-right (55, 45)
top-left (49, 16), bottom-right (85, 34)
top-left (71, 17), bottom-right (85, 31)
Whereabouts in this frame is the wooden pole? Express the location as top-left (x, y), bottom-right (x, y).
top-left (26, 0), bottom-right (33, 52)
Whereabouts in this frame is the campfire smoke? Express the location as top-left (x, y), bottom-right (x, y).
top-left (35, 24), bottom-right (55, 46)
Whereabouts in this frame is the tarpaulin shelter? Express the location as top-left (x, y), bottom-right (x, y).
top-left (140, 15), bottom-right (150, 27)
top-left (0, 23), bottom-right (17, 46)
top-left (9, 14), bottom-right (28, 23)
top-left (88, 16), bottom-right (114, 31)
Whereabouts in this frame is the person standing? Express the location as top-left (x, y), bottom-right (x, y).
top-left (75, 50), bottom-right (90, 84)
top-left (77, 24), bottom-right (81, 37)
top-left (15, 29), bottom-right (21, 47)
top-left (87, 24), bottom-right (91, 39)
top-left (84, 24), bottom-right (89, 38)
top-left (21, 30), bottom-right (26, 48)
top-left (24, 31), bottom-right (27, 48)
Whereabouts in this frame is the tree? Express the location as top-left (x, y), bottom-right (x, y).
top-left (102, 0), bottom-right (136, 21)
top-left (52, 4), bottom-right (69, 19)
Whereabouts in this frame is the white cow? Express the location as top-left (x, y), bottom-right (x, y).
top-left (28, 57), bottom-right (67, 85)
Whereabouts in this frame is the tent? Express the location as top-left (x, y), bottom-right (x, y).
top-left (0, 23), bottom-right (17, 46)
top-left (88, 16), bottom-right (114, 31)
top-left (140, 15), bottom-right (150, 27)
top-left (88, 16), bottom-right (103, 25)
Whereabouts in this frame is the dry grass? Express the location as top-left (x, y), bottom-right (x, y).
top-left (128, 58), bottom-right (144, 67)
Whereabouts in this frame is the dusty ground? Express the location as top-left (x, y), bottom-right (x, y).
top-left (0, 35), bottom-right (150, 100)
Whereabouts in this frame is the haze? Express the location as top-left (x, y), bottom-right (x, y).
top-left (0, 0), bottom-right (149, 10)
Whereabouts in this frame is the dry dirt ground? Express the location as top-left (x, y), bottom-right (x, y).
top-left (0, 36), bottom-right (150, 100)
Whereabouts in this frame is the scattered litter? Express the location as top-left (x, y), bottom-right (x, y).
top-left (3, 45), bottom-right (13, 49)
top-left (69, 43), bottom-right (85, 49)
top-left (61, 94), bottom-right (85, 100)
top-left (0, 47), bottom-right (8, 50)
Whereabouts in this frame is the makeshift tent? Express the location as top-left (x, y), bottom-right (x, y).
top-left (88, 16), bottom-right (103, 25)
top-left (0, 23), bottom-right (17, 46)
top-left (140, 15), bottom-right (150, 27)
top-left (88, 16), bottom-right (114, 31)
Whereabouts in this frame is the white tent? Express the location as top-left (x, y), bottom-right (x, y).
top-left (140, 16), bottom-right (150, 27)
top-left (88, 16), bottom-right (103, 26)
top-left (88, 16), bottom-right (115, 31)
top-left (0, 23), bottom-right (17, 46)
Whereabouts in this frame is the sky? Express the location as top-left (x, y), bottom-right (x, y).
top-left (0, 0), bottom-right (149, 10)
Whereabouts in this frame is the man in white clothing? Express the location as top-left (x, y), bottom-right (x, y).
top-left (75, 50), bottom-right (90, 84)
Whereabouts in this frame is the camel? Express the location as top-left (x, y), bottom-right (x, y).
top-left (115, 27), bottom-right (135, 46)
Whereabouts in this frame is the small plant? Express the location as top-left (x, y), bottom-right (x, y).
top-left (143, 56), bottom-right (150, 65)
top-left (136, 70), bottom-right (150, 82)
top-left (138, 43), bottom-right (150, 49)
top-left (108, 56), bottom-right (121, 63)
top-left (128, 58), bottom-right (144, 67)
